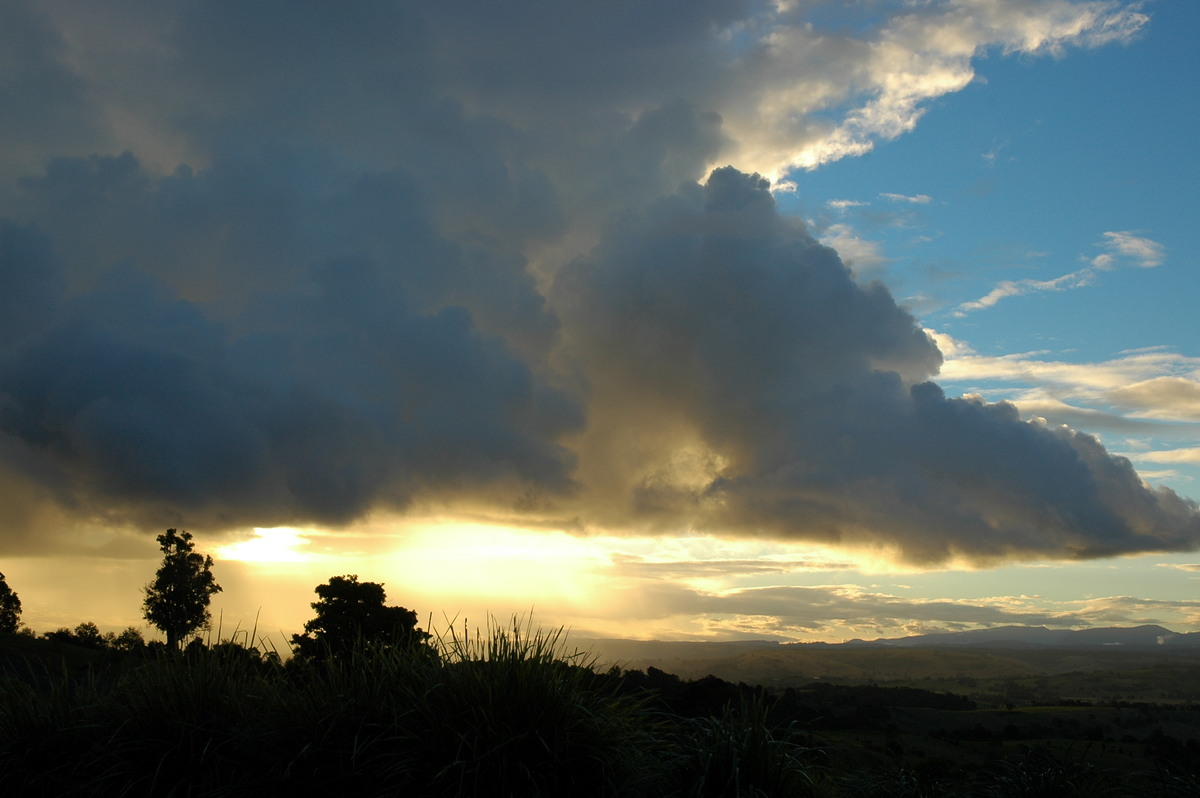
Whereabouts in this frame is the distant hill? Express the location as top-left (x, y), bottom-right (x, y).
top-left (578, 624), bottom-right (1200, 664)
top-left (846, 624), bottom-right (1200, 650)
top-left (575, 625), bottom-right (1200, 689)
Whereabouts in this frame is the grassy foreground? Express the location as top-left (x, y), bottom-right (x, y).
top-left (0, 620), bottom-right (817, 797)
top-left (2, 621), bottom-right (1198, 796)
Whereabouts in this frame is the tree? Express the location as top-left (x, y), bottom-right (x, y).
top-left (44, 621), bottom-right (108, 650)
top-left (291, 574), bottom-right (430, 662)
top-left (142, 528), bottom-right (222, 650)
top-left (108, 626), bottom-right (147, 654)
top-left (0, 571), bottom-right (21, 633)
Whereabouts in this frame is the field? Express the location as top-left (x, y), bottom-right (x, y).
top-left (584, 638), bottom-right (1200, 703)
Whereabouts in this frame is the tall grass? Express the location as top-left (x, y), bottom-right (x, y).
top-left (11, 623), bottom-right (1191, 796)
top-left (414, 616), bottom-right (667, 796)
top-left (678, 692), bottom-right (819, 797)
top-left (2, 617), bottom-right (757, 796)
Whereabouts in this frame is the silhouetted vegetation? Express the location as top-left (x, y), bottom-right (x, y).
top-left (3, 618), bottom-right (1200, 796)
top-left (40, 623), bottom-right (148, 655)
top-left (4, 554), bottom-right (1200, 795)
top-left (142, 529), bottom-right (222, 650)
top-left (0, 571), bottom-right (20, 634)
top-left (290, 574), bottom-right (430, 663)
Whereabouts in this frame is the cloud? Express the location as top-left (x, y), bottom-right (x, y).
top-left (931, 335), bottom-right (1200, 473)
top-left (589, 555), bottom-right (1200, 638)
top-left (15, 0), bottom-right (1147, 184)
top-left (0, 1), bottom-right (1188, 568)
top-left (1106, 377), bottom-right (1200, 421)
top-left (750, 0), bottom-right (1146, 172)
top-left (1160, 563), bottom-right (1200, 572)
top-left (553, 169), bottom-right (1199, 564)
top-left (1124, 448), bottom-right (1200, 465)
top-left (1092, 231), bottom-right (1165, 269)
top-left (0, 2), bottom-right (110, 187)
top-left (954, 267), bottom-right (1095, 315)
top-left (594, 577), bottom-right (1091, 639)
top-left (816, 223), bottom-right (890, 278)
top-left (609, 553), bottom-right (857, 579)
top-left (956, 230), bottom-right (1166, 315)
top-left (880, 192), bottom-right (932, 204)
top-left (937, 340), bottom-right (1200, 393)
top-left (0, 190), bottom-right (583, 542)
top-left (934, 336), bottom-right (1200, 429)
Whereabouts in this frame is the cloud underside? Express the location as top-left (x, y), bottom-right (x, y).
top-left (3, 0), bottom-right (1195, 565)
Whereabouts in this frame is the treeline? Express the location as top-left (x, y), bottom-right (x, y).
top-left (0, 529), bottom-right (222, 650)
top-left (0, 530), bottom-right (428, 663)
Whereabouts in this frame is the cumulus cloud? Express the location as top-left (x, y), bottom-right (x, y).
top-left (1, 0), bottom-right (1191, 566)
top-left (553, 170), bottom-right (1198, 563)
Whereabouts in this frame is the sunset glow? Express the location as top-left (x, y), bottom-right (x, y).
top-left (0, 0), bottom-right (1197, 647)
top-left (217, 528), bottom-right (316, 564)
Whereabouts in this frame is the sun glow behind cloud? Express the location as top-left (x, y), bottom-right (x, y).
top-left (0, 0), bottom-right (1196, 647)
top-left (385, 521), bottom-right (612, 609)
top-left (216, 528), bottom-right (315, 563)
top-left (214, 520), bottom-right (618, 616)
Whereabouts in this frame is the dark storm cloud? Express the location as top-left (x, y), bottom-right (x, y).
top-left (2, 0), bottom-right (1192, 563)
top-left (0, 2), bottom-right (108, 187)
top-left (0, 207), bottom-right (581, 537)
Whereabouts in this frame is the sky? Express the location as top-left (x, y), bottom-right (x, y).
top-left (2, 0), bottom-right (1198, 647)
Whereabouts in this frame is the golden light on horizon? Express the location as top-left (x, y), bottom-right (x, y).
top-left (385, 521), bottom-right (612, 608)
top-left (216, 527), bottom-right (316, 564)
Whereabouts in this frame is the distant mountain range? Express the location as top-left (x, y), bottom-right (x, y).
top-left (578, 624), bottom-right (1200, 674)
top-left (841, 624), bottom-right (1200, 649)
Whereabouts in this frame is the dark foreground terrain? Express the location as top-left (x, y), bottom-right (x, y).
top-left (2, 627), bottom-right (1199, 796)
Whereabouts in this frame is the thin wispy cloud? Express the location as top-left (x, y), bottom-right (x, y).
top-left (1092, 231), bottom-right (1165, 269)
top-left (880, 192), bottom-right (931, 204)
top-left (591, 574), bottom-right (1200, 640)
top-left (954, 230), bottom-right (1166, 316)
top-left (1124, 447), bottom-right (1200, 465)
top-left (953, 267), bottom-right (1095, 315)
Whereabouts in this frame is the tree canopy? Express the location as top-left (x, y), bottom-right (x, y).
top-left (291, 574), bottom-right (430, 661)
top-left (142, 529), bottom-right (222, 649)
top-left (0, 571), bottom-right (20, 634)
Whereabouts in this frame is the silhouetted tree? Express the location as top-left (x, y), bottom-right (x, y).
top-left (142, 529), bottom-right (222, 650)
top-left (44, 621), bottom-right (108, 650)
top-left (107, 626), bottom-right (147, 654)
top-left (291, 574), bottom-right (430, 662)
top-left (0, 571), bottom-right (22, 633)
